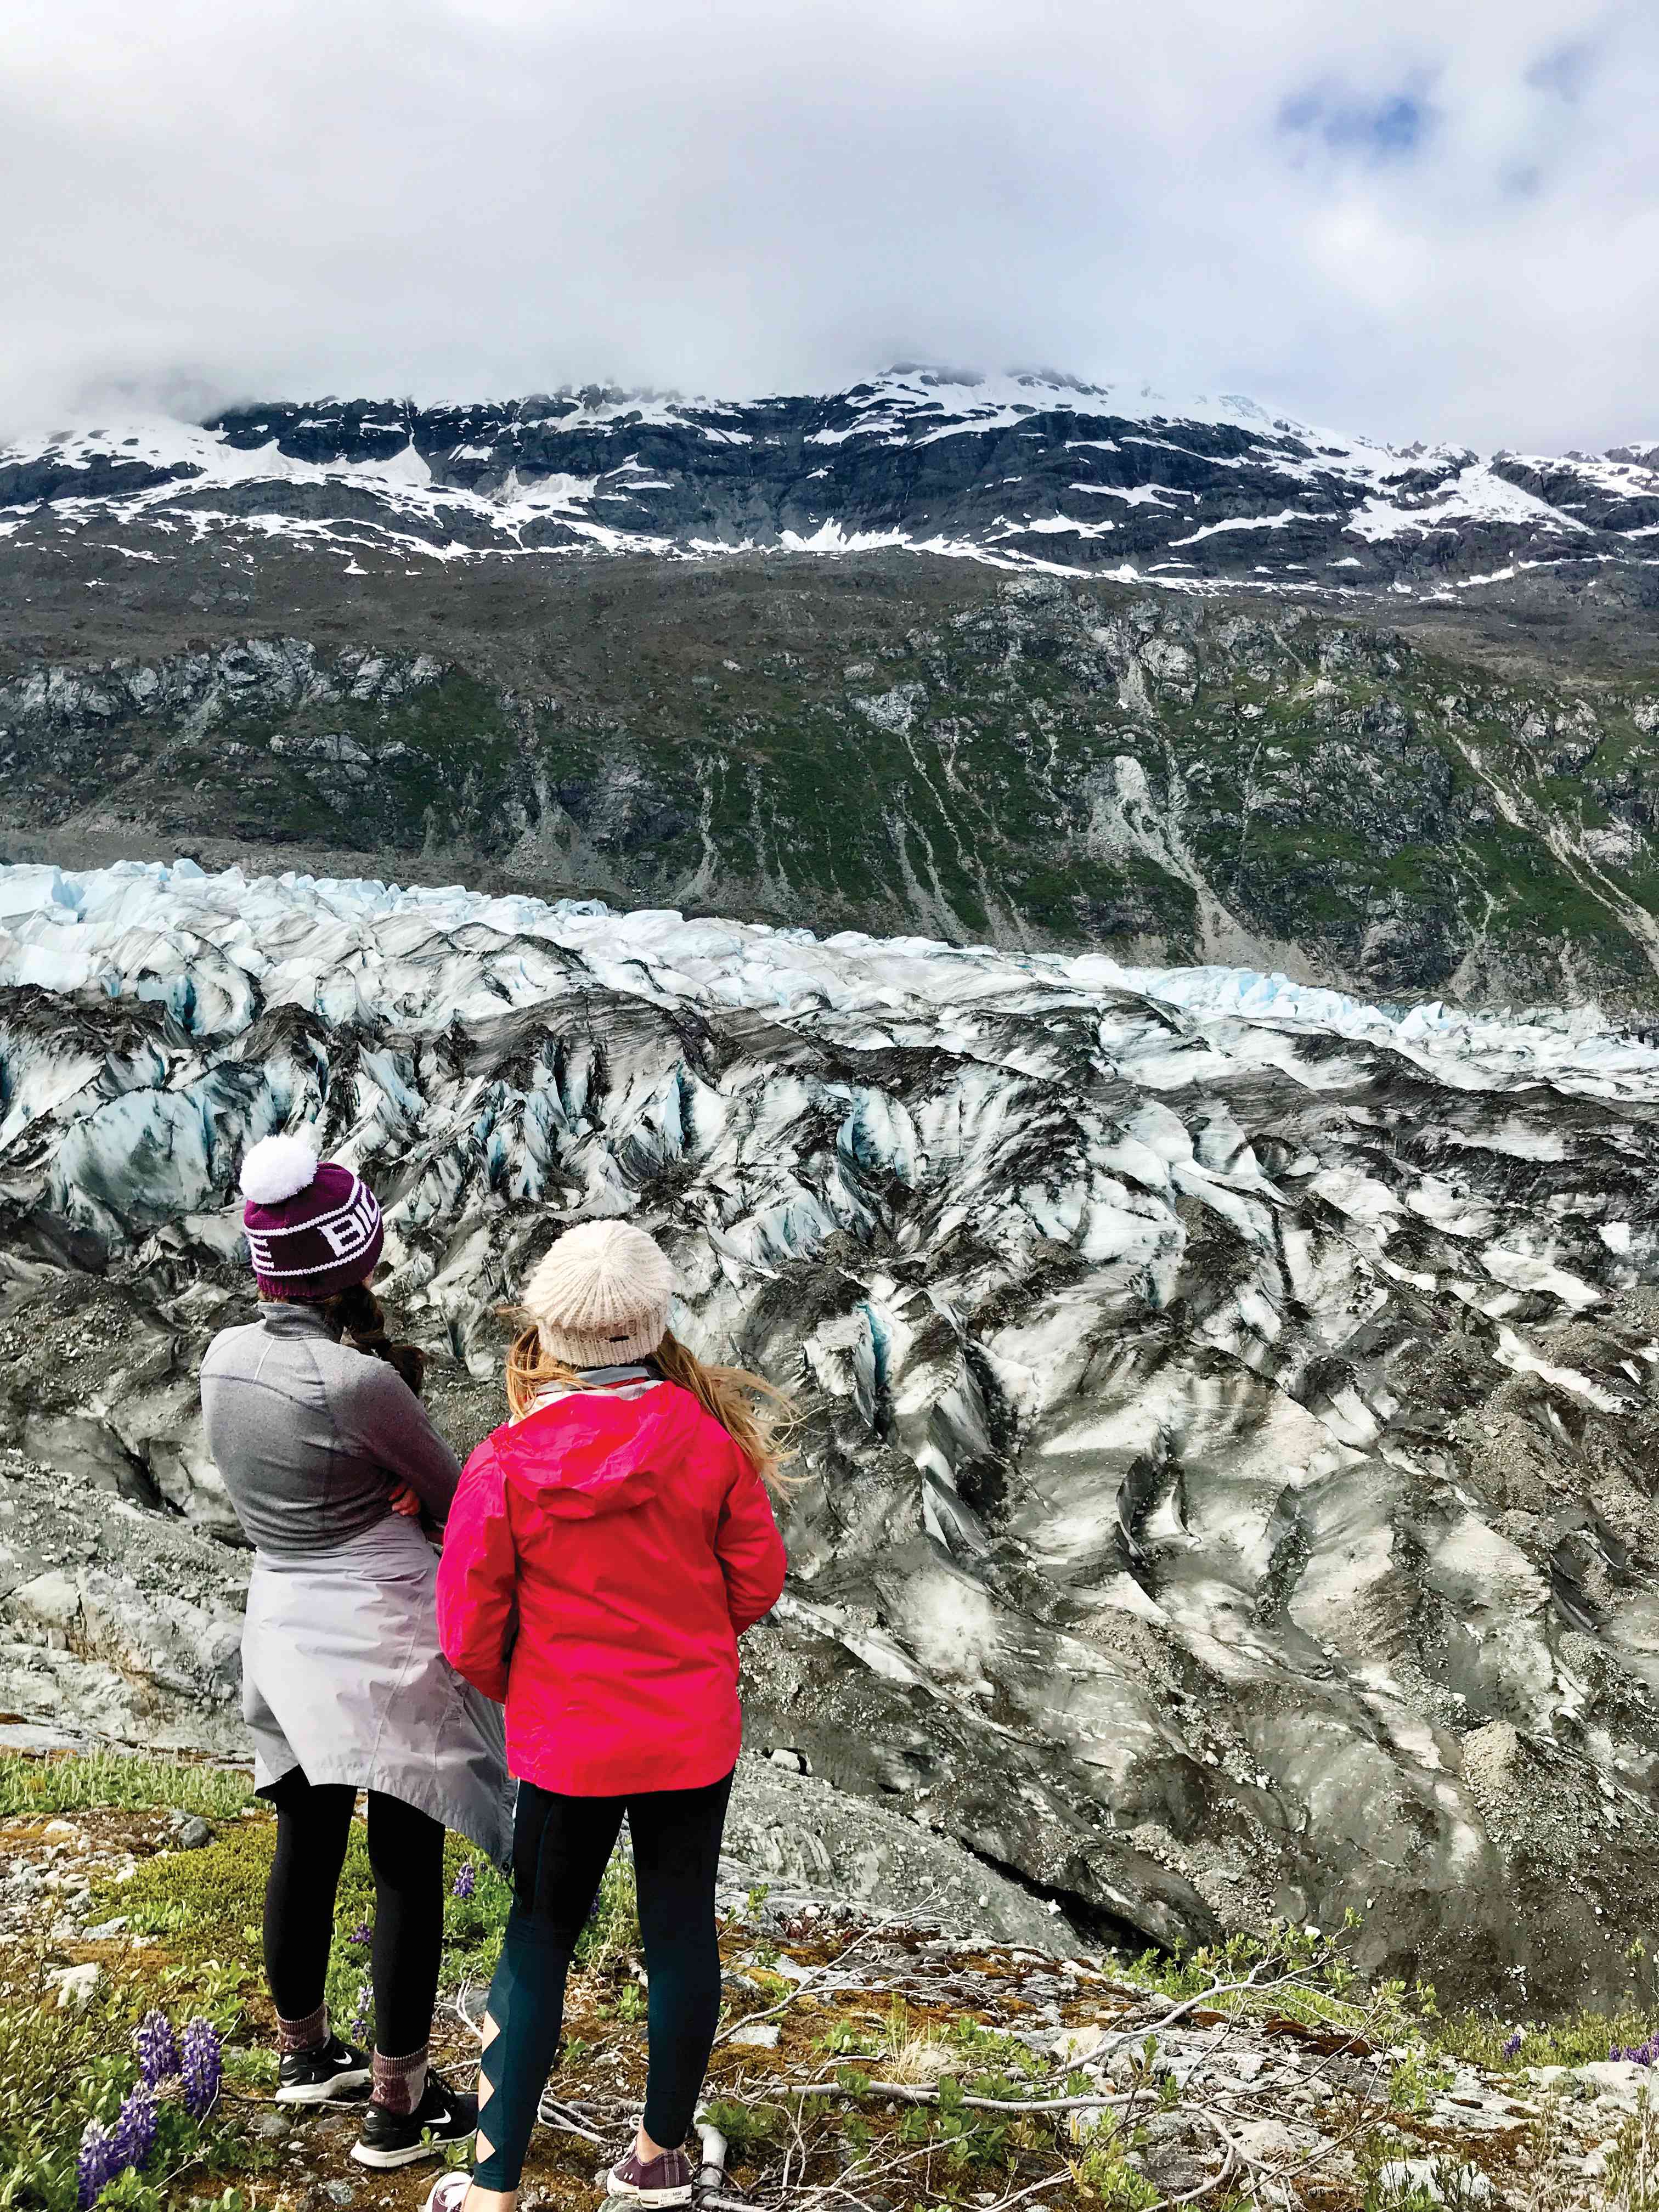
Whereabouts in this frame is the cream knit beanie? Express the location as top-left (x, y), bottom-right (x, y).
top-left (521, 1220), bottom-right (676, 1368)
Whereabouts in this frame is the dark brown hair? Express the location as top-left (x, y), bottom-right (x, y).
top-left (267, 1276), bottom-right (426, 1395)
top-left (330, 1281), bottom-right (426, 1396)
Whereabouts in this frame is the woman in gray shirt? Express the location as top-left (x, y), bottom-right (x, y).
top-left (201, 1135), bottom-right (511, 2176)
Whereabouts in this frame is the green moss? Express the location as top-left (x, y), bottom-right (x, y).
top-left (94, 1820), bottom-right (276, 1961)
top-left (0, 1753), bottom-right (254, 1822)
top-left (214, 667), bottom-right (522, 851)
top-left (1430, 2005), bottom-right (1659, 2071)
top-left (1455, 831), bottom-right (1650, 972)
top-left (88, 1812), bottom-right (634, 2023)
top-left (19, 578), bottom-right (1659, 987)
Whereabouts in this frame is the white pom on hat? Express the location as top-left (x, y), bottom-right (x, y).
top-left (240, 1133), bottom-right (321, 1206)
top-left (522, 1219), bottom-right (676, 1368)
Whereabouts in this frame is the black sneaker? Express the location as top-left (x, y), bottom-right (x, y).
top-left (351, 2072), bottom-right (478, 2170)
top-left (275, 2034), bottom-right (372, 2105)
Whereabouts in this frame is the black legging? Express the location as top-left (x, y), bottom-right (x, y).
top-left (472, 1770), bottom-right (734, 2192)
top-left (264, 1769), bottom-right (447, 2057)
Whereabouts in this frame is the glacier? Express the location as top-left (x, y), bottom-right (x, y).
top-left (4, 858), bottom-right (1659, 2005)
top-left (4, 857), bottom-right (1655, 1088)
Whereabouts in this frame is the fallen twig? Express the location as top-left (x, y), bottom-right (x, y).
top-left (764, 2073), bottom-right (1135, 2115)
top-left (977, 2172), bottom-right (1072, 2212)
top-left (1156, 2104), bottom-right (1239, 2209)
top-left (452, 1984), bottom-right (487, 2044)
top-left (1098, 1950), bottom-right (1340, 2056)
top-left (538, 2094), bottom-right (606, 2145)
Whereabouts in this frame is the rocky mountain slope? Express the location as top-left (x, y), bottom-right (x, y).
top-left (7, 861), bottom-right (1659, 2011)
top-left (5, 368), bottom-right (1659, 595)
top-left (5, 569), bottom-right (1659, 1007)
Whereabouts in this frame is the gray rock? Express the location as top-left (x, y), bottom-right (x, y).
top-left (1375, 2159), bottom-right (1493, 2204)
top-left (47, 1962), bottom-right (102, 2011)
top-left (723, 1759), bottom-right (1084, 1955)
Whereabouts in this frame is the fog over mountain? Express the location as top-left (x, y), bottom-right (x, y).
top-left (7, 1), bottom-right (1659, 449)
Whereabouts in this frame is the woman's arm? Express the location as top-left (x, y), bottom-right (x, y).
top-left (335, 1359), bottom-right (465, 1522)
top-left (436, 1443), bottom-right (519, 1702)
top-left (715, 1449), bottom-right (787, 1633)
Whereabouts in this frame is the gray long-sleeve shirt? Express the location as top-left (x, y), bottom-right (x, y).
top-left (200, 1303), bottom-right (463, 1559)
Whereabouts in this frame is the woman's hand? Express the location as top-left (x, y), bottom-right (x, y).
top-left (388, 1483), bottom-right (423, 1518)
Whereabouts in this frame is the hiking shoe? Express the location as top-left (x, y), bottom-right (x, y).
top-left (351, 2073), bottom-right (478, 2169)
top-left (274, 2034), bottom-right (371, 2104)
top-left (607, 2145), bottom-right (696, 2204)
top-left (421, 2175), bottom-right (472, 2212)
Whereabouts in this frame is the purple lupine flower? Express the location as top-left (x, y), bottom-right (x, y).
top-left (180, 2017), bottom-right (223, 2119)
top-left (111, 2082), bottom-right (157, 2172)
top-left (350, 1976), bottom-right (373, 2044)
top-left (1501, 2030), bottom-right (1523, 2061)
top-left (77, 2119), bottom-right (118, 2209)
top-left (134, 2009), bottom-right (180, 2086)
top-left (452, 1860), bottom-right (476, 1900)
top-left (348, 1919), bottom-right (373, 1948)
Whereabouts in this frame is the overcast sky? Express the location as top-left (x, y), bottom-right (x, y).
top-left (4, 0), bottom-right (1656, 451)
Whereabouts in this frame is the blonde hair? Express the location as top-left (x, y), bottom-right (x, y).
top-left (502, 1318), bottom-right (801, 1497)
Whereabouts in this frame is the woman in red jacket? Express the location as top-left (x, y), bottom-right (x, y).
top-left (428, 1220), bottom-right (790, 2212)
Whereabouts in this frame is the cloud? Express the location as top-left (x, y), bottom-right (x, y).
top-left (1, 0), bottom-right (1656, 450)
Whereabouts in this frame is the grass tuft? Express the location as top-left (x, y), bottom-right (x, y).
top-left (0, 1754), bottom-right (255, 1822)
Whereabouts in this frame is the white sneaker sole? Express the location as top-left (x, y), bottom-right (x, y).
top-left (275, 2067), bottom-right (373, 2104)
top-left (606, 2183), bottom-right (694, 2206)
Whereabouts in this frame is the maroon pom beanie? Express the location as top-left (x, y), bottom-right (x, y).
top-left (238, 1134), bottom-right (384, 1301)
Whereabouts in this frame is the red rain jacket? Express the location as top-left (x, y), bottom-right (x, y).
top-left (435, 1381), bottom-right (787, 1796)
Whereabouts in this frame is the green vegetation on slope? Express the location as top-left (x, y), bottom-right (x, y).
top-left (5, 561), bottom-right (1659, 1003)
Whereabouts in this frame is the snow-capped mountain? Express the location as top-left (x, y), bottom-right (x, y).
top-left (5, 857), bottom-right (1659, 2006)
top-left (4, 366), bottom-right (1657, 593)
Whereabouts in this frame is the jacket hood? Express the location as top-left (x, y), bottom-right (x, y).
top-left (492, 1383), bottom-right (705, 1519)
